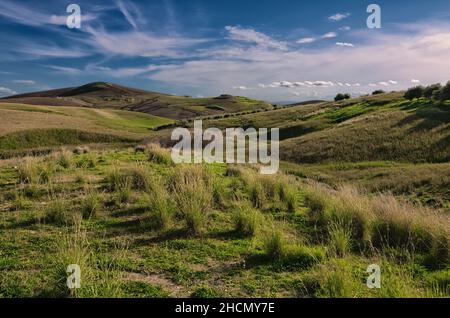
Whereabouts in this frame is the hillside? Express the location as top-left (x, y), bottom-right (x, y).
top-left (0, 82), bottom-right (273, 120)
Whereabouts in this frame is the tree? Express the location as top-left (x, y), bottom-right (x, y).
top-left (437, 81), bottom-right (450, 101)
top-left (423, 83), bottom-right (442, 99)
top-left (335, 93), bottom-right (351, 102)
top-left (404, 86), bottom-right (424, 100)
top-left (372, 90), bottom-right (385, 95)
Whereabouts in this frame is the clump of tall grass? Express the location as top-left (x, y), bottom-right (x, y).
top-left (327, 219), bottom-right (353, 258)
top-left (303, 182), bottom-right (450, 267)
top-left (371, 194), bottom-right (449, 268)
top-left (18, 157), bottom-right (54, 184)
top-left (55, 149), bottom-right (73, 169)
top-left (128, 164), bottom-right (153, 192)
top-left (50, 229), bottom-right (92, 297)
top-left (44, 197), bottom-right (78, 226)
top-left (147, 143), bottom-right (173, 165)
top-left (73, 146), bottom-right (90, 155)
top-left (170, 165), bottom-right (213, 235)
top-left (142, 179), bottom-right (174, 231)
top-left (104, 166), bottom-right (127, 192)
top-left (278, 179), bottom-right (298, 213)
top-left (233, 204), bottom-right (261, 237)
top-left (18, 157), bottom-right (39, 184)
top-left (81, 187), bottom-right (102, 219)
top-left (114, 178), bottom-right (132, 206)
top-left (263, 231), bottom-right (287, 261)
top-left (9, 190), bottom-right (33, 211)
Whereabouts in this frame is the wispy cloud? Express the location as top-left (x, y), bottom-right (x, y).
top-left (336, 42), bottom-right (355, 47)
top-left (296, 37), bottom-right (316, 44)
top-left (12, 80), bottom-right (36, 85)
top-left (115, 0), bottom-right (140, 29)
top-left (225, 26), bottom-right (287, 50)
top-left (328, 12), bottom-right (350, 22)
top-left (322, 32), bottom-right (338, 39)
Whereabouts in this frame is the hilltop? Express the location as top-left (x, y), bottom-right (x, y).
top-left (0, 82), bottom-right (273, 120)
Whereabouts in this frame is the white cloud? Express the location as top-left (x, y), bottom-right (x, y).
top-left (339, 26), bottom-right (351, 31)
top-left (297, 37), bottom-right (316, 44)
top-left (411, 79), bottom-right (421, 83)
top-left (336, 42), bottom-right (355, 47)
top-left (0, 86), bottom-right (17, 96)
top-left (388, 80), bottom-right (398, 84)
top-left (322, 32), bottom-right (338, 39)
top-left (225, 26), bottom-right (287, 50)
top-left (328, 13), bottom-right (350, 22)
top-left (85, 27), bottom-right (207, 58)
top-left (12, 80), bottom-right (36, 85)
top-left (378, 82), bottom-right (390, 86)
top-left (233, 86), bottom-right (248, 90)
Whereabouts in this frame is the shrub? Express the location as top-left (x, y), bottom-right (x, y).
top-left (283, 245), bottom-right (326, 270)
top-left (170, 165), bottom-right (213, 235)
top-left (423, 83), bottom-right (442, 99)
top-left (372, 90), bottom-right (385, 95)
top-left (334, 93), bottom-right (350, 102)
top-left (233, 205), bottom-right (261, 237)
top-left (147, 143), bottom-right (172, 165)
top-left (436, 81), bottom-right (450, 101)
top-left (404, 86), bottom-right (424, 100)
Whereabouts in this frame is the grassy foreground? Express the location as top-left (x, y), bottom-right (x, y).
top-left (0, 145), bottom-right (448, 298)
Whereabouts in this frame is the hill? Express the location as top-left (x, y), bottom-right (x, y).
top-left (0, 82), bottom-right (273, 120)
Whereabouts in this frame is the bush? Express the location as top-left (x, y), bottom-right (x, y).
top-left (436, 81), bottom-right (450, 101)
top-left (334, 93), bottom-right (351, 102)
top-left (423, 83), bottom-right (442, 99)
top-left (404, 86), bottom-right (424, 100)
top-left (372, 90), bottom-right (385, 95)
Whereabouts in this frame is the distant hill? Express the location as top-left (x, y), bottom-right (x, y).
top-left (0, 82), bottom-right (273, 120)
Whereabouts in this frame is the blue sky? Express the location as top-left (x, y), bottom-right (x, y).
top-left (1, 0), bottom-right (450, 102)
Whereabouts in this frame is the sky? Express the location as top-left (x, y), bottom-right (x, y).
top-left (1, 0), bottom-right (450, 102)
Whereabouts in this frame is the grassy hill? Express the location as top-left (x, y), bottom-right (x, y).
top-left (0, 82), bottom-right (273, 120)
top-left (0, 102), bottom-right (174, 158)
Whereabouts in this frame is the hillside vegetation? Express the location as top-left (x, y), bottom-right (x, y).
top-left (0, 146), bottom-right (448, 298)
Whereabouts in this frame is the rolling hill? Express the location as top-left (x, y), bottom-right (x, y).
top-left (0, 82), bottom-right (273, 120)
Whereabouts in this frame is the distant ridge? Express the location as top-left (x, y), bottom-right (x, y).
top-left (0, 82), bottom-right (273, 120)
